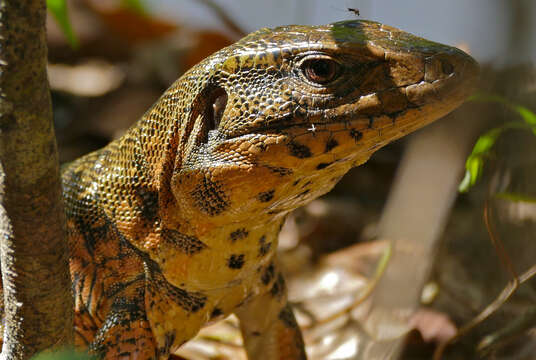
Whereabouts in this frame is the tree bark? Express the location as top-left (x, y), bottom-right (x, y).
top-left (0, 0), bottom-right (73, 358)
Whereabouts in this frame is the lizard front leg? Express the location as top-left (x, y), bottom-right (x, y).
top-left (88, 293), bottom-right (158, 359)
top-left (235, 267), bottom-right (306, 360)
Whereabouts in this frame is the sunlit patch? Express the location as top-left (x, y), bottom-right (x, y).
top-left (326, 337), bottom-right (359, 359)
top-left (319, 271), bottom-right (340, 291)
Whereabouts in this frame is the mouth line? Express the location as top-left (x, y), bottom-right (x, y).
top-left (255, 120), bottom-right (342, 134)
top-left (224, 108), bottom-right (414, 140)
top-left (223, 120), bottom-right (354, 141)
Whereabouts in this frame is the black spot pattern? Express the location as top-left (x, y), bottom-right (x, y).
top-left (316, 162), bottom-right (332, 170)
top-left (298, 189), bottom-right (310, 197)
top-left (228, 254), bottom-right (245, 269)
top-left (256, 142), bottom-right (267, 151)
top-left (136, 187), bottom-right (159, 222)
top-left (257, 189), bottom-right (275, 202)
top-left (161, 228), bottom-right (207, 255)
top-left (211, 307), bottom-right (223, 318)
top-left (191, 176), bottom-right (230, 216)
top-left (266, 166), bottom-right (293, 176)
top-left (287, 140), bottom-right (312, 158)
top-left (278, 305), bottom-right (298, 329)
top-left (270, 274), bottom-right (285, 298)
top-left (325, 138), bottom-right (339, 152)
top-left (258, 235), bottom-right (272, 257)
top-left (158, 332), bottom-right (176, 357)
top-left (261, 263), bottom-right (275, 285)
top-left (350, 129), bottom-right (363, 143)
top-left (230, 228), bottom-right (249, 242)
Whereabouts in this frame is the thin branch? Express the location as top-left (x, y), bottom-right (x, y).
top-left (433, 200), bottom-right (535, 360)
top-left (197, 0), bottom-right (247, 37)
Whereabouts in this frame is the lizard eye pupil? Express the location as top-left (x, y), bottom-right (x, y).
top-left (301, 59), bottom-right (339, 84)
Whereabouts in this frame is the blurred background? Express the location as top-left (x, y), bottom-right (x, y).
top-left (47, 0), bottom-right (536, 359)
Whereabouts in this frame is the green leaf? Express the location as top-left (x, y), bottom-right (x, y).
top-left (458, 170), bottom-right (473, 193)
top-left (458, 122), bottom-right (529, 193)
top-left (460, 94), bottom-right (536, 193)
top-left (121, 0), bottom-right (147, 15)
top-left (513, 105), bottom-right (536, 126)
top-left (459, 156), bottom-right (484, 193)
top-left (471, 128), bottom-right (502, 155)
top-left (47, 0), bottom-right (79, 48)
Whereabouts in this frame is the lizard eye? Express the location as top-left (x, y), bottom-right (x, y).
top-left (301, 58), bottom-right (340, 85)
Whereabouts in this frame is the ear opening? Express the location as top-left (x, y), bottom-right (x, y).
top-left (158, 83), bottom-right (228, 215)
top-left (194, 85), bottom-right (228, 144)
top-left (208, 87), bottom-right (228, 132)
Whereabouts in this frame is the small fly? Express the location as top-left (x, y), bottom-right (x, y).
top-left (347, 7), bottom-right (360, 16)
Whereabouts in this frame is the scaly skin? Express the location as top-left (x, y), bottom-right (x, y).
top-left (24, 20), bottom-right (481, 359)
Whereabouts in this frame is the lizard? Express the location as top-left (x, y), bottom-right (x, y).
top-left (3, 20), bottom-right (479, 359)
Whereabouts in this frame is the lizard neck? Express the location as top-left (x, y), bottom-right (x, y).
top-left (154, 216), bottom-right (285, 292)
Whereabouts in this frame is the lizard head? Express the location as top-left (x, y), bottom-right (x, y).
top-left (164, 20), bottom-right (479, 229)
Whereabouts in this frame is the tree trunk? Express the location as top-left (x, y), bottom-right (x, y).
top-left (0, 0), bottom-right (73, 359)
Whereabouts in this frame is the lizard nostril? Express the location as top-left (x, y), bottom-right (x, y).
top-left (425, 57), bottom-right (454, 82)
top-left (440, 59), bottom-right (454, 75)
